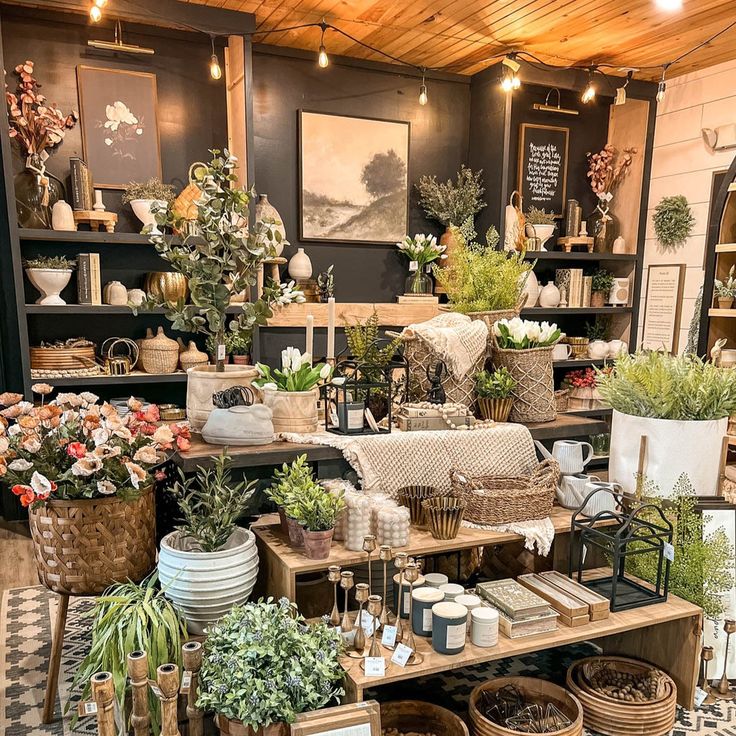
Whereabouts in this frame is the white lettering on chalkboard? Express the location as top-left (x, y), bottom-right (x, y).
top-left (526, 141), bottom-right (562, 205)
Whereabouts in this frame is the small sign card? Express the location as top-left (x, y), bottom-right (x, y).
top-left (381, 624), bottom-right (397, 648)
top-left (664, 543), bottom-right (675, 562)
top-left (341, 628), bottom-right (356, 647)
top-left (77, 701), bottom-right (98, 717)
top-left (363, 657), bottom-right (385, 677)
top-left (391, 643), bottom-right (413, 667)
top-left (358, 609), bottom-right (376, 636)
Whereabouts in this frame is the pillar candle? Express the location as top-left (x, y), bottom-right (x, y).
top-left (326, 298), bottom-right (336, 360)
top-left (305, 314), bottom-right (314, 363)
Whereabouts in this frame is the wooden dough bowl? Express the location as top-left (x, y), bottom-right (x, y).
top-left (380, 700), bottom-right (469, 736)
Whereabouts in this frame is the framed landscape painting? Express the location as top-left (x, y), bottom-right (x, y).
top-left (299, 110), bottom-right (409, 244)
top-left (77, 66), bottom-right (162, 189)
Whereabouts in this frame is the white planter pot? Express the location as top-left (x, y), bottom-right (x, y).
top-left (26, 268), bottom-right (73, 305)
top-left (521, 269), bottom-right (539, 308)
top-left (526, 223), bottom-right (556, 250)
top-left (158, 527), bottom-right (259, 635)
top-left (261, 387), bottom-right (319, 433)
top-left (130, 198), bottom-right (167, 234)
top-left (186, 364), bottom-right (260, 431)
top-left (609, 409), bottom-right (728, 497)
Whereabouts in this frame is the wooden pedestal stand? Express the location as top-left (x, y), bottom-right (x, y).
top-left (73, 211), bottom-right (118, 233)
top-left (557, 236), bottom-right (594, 253)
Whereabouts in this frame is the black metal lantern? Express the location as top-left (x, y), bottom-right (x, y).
top-left (321, 353), bottom-right (408, 435)
top-left (568, 489), bottom-right (673, 612)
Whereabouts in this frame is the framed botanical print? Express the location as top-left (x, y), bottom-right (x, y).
top-left (299, 110), bottom-right (410, 244)
top-left (76, 66), bottom-right (162, 189)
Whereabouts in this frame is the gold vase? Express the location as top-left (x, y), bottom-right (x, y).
top-left (145, 272), bottom-right (189, 302)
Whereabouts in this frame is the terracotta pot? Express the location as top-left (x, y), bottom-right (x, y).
top-left (277, 507), bottom-right (289, 535)
top-left (186, 364), bottom-right (259, 431)
top-left (718, 297), bottom-right (735, 309)
top-left (478, 396), bottom-right (513, 422)
top-left (215, 715), bottom-right (288, 736)
top-left (302, 528), bottom-right (334, 559)
top-left (591, 290), bottom-right (606, 308)
top-left (286, 516), bottom-right (304, 547)
top-left (261, 387), bottom-right (319, 434)
top-left (232, 354), bottom-right (252, 365)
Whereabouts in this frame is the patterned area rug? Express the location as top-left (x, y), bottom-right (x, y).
top-left (2, 585), bottom-right (736, 735)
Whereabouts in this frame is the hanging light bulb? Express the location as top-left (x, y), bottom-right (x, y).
top-left (89, 3), bottom-right (102, 21)
top-left (209, 37), bottom-right (222, 80)
top-left (500, 55), bottom-right (521, 93)
top-left (581, 69), bottom-right (597, 103)
top-left (656, 65), bottom-right (669, 103)
top-left (655, 0), bottom-right (683, 10)
top-left (318, 23), bottom-right (329, 68)
top-left (419, 70), bottom-right (428, 105)
top-left (94, 0), bottom-right (108, 6)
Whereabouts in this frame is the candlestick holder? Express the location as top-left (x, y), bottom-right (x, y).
top-left (328, 565), bottom-right (341, 627)
top-left (348, 583), bottom-right (370, 658)
top-left (367, 595), bottom-right (383, 658)
top-left (363, 535), bottom-right (377, 593)
top-left (700, 645), bottom-right (717, 705)
top-left (715, 619), bottom-right (736, 700)
top-left (394, 552), bottom-right (409, 644)
top-left (403, 562), bottom-right (424, 666)
top-left (340, 571), bottom-right (354, 632)
top-left (379, 545), bottom-right (393, 625)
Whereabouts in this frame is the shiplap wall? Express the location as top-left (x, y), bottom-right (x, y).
top-left (639, 58), bottom-right (736, 353)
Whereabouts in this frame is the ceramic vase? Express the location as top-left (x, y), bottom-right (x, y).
top-left (14, 154), bottom-right (63, 229)
top-left (103, 281), bottom-right (128, 305)
top-left (538, 281), bottom-right (561, 308)
top-left (588, 340), bottom-right (609, 360)
top-left (525, 223), bottom-right (556, 251)
top-left (521, 269), bottom-right (540, 307)
top-left (145, 272), bottom-right (189, 302)
top-left (302, 528), bottom-right (334, 559)
top-left (255, 194), bottom-right (286, 256)
top-left (51, 200), bottom-right (75, 231)
top-left (591, 291), bottom-right (607, 308)
top-left (718, 297), bottom-right (734, 309)
top-left (288, 247), bottom-right (312, 280)
top-left (26, 268), bottom-right (72, 305)
top-left (130, 199), bottom-right (167, 234)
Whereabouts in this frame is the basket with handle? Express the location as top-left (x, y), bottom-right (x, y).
top-left (171, 161), bottom-right (205, 234)
top-left (449, 459), bottom-right (559, 526)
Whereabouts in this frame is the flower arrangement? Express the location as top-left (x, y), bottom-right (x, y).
top-left (0, 387), bottom-right (189, 507)
top-left (653, 195), bottom-right (695, 250)
top-left (5, 60), bottom-right (78, 159)
top-left (714, 265), bottom-right (736, 299)
top-left (395, 233), bottom-right (446, 269)
top-left (493, 318), bottom-right (561, 350)
top-left (122, 178), bottom-right (176, 205)
top-left (475, 367), bottom-right (515, 399)
top-left (24, 255), bottom-right (75, 270)
top-left (563, 367), bottom-right (610, 390)
top-left (254, 348), bottom-right (332, 392)
top-left (197, 598), bottom-right (344, 730)
top-left (415, 165), bottom-right (486, 227)
top-left (586, 144), bottom-right (637, 197)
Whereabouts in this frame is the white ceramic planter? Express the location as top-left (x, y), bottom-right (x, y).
top-left (26, 268), bottom-right (73, 305)
top-left (526, 223), bottom-right (556, 250)
top-left (158, 527), bottom-right (259, 635)
top-left (186, 364), bottom-right (259, 431)
top-left (609, 409), bottom-right (728, 497)
top-left (130, 198), bottom-right (167, 234)
top-left (261, 387), bottom-right (319, 433)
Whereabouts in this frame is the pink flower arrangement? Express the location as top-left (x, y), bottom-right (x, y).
top-left (563, 367), bottom-right (612, 389)
top-left (0, 386), bottom-right (190, 508)
top-left (586, 144), bottom-right (637, 197)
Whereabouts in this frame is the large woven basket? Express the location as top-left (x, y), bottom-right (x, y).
top-left (491, 336), bottom-right (557, 423)
top-left (28, 485), bottom-right (156, 595)
top-left (449, 460), bottom-right (559, 526)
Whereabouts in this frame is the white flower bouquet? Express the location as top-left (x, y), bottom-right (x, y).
top-left (254, 347), bottom-right (333, 392)
top-left (395, 233), bottom-right (446, 269)
top-left (493, 318), bottom-right (561, 350)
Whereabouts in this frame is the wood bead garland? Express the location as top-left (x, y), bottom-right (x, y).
top-left (408, 401), bottom-right (497, 431)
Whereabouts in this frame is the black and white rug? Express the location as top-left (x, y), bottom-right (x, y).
top-left (2, 585), bottom-right (736, 735)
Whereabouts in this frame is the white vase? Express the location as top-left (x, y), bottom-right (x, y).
top-left (526, 223), bottom-right (556, 251)
top-left (288, 247), bottom-right (313, 280)
top-left (186, 364), bottom-right (260, 431)
top-left (588, 340), bottom-right (609, 360)
top-left (158, 527), bottom-right (259, 635)
top-left (130, 199), bottom-right (167, 235)
top-left (538, 281), bottom-right (561, 308)
top-left (521, 269), bottom-right (540, 308)
top-left (51, 200), bottom-right (75, 231)
top-left (255, 194), bottom-right (287, 257)
top-left (607, 339), bottom-right (627, 358)
top-left (261, 387), bottom-right (319, 433)
top-left (103, 281), bottom-right (128, 305)
top-left (26, 268), bottom-right (72, 305)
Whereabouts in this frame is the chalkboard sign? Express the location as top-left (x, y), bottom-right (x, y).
top-left (518, 123), bottom-right (569, 218)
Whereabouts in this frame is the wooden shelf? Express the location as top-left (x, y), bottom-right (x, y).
top-left (25, 304), bottom-right (242, 315)
top-left (708, 308), bottom-right (736, 317)
top-left (521, 307), bottom-right (632, 317)
top-left (19, 228), bottom-right (151, 244)
top-left (525, 251), bottom-right (637, 262)
top-left (33, 371), bottom-right (189, 386)
top-left (553, 358), bottom-right (607, 369)
top-left (565, 407), bottom-right (612, 418)
top-left (266, 302), bottom-right (440, 328)
top-left (715, 243), bottom-right (736, 253)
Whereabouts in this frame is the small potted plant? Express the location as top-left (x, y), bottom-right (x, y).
top-left (157, 452), bottom-right (258, 634)
top-left (122, 178), bottom-right (176, 234)
top-left (198, 599), bottom-right (344, 736)
top-left (590, 268), bottom-right (615, 308)
top-left (524, 206), bottom-right (557, 250)
top-left (24, 255), bottom-right (76, 305)
top-left (563, 367), bottom-right (610, 410)
top-left (286, 478), bottom-right (345, 560)
top-left (395, 233), bottom-right (446, 294)
top-left (230, 329), bottom-right (253, 365)
top-left (715, 265), bottom-right (736, 309)
top-left (267, 454), bottom-right (314, 540)
top-left (253, 348), bottom-right (332, 433)
top-left (475, 367), bottom-right (515, 422)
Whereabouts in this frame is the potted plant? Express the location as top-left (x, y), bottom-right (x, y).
top-left (145, 150), bottom-right (304, 431)
top-left (653, 194), bottom-right (695, 251)
top-left (231, 329), bottom-right (253, 365)
top-left (6, 60), bottom-right (77, 229)
top-left (70, 574), bottom-right (187, 735)
top-left (158, 452), bottom-right (258, 634)
top-left (524, 206), bottom-right (557, 250)
top-left (198, 599), bottom-right (344, 736)
top-left (122, 177), bottom-right (176, 234)
top-left (24, 255), bottom-right (75, 305)
top-left (562, 366), bottom-right (610, 410)
top-left (286, 478), bottom-right (345, 560)
top-left (267, 454), bottom-right (313, 539)
top-left (597, 351), bottom-right (736, 497)
top-left (395, 233), bottom-right (446, 294)
top-left (491, 318), bottom-right (561, 423)
top-left (590, 268), bottom-right (615, 308)
top-left (714, 265), bottom-right (736, 309)
top-left (415, 165), bottom-right (486, 271)
top-left (253, 347), bottom-right (332, 433)
top-left (475, 367), bottom-right (515, 422)
top-left (0, 388), bottom-right (188, 596)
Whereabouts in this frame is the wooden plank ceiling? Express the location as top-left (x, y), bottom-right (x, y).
top-left (181, 0), bottom-right (736, 80)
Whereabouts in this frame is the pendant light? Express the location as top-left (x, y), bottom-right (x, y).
top-left (419, 69), bottom-right (428, 106)
top-left (210, 36), bottom-right (222, 80)
top-left (581, 68), bottom-right (597, 103)
top-left (500, 55), bottom-right (521, 93)
top-left (318, 22), bottom-right (329, 68)
top-left (657, 64), bottom-right (670, 103)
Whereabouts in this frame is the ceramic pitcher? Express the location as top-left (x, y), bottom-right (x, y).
top-left (537, 439), bottom-right (594, 474)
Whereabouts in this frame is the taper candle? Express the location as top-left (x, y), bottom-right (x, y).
top-left (305, 314), bottom-right (314, 363)
top-left (326, 297), bottom-right (336, 360)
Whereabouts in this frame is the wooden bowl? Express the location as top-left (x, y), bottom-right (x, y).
top-left (381, 700), bottom-right (469, 736)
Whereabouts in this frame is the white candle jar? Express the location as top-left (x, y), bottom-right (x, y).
top-left (471, 606), bottom-right (499, 648)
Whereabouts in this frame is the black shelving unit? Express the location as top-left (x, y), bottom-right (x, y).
top-left (524, 251), bottom-right (638, 263)
top-left (522, 307), bottom-right (632, 317)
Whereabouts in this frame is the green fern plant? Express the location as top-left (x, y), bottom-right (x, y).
top-left (345, 311), bottom-right (402, 375)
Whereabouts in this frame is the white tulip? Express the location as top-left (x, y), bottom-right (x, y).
top-left (281, 349), bottom-right (290, 371)
top-left (319, 364), bottom-right (332, 379)
top-left (301, 352), bottom-right (313, 367)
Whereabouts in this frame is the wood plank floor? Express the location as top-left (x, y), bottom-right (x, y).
top-left (0, 521), bottom-right (39, 592)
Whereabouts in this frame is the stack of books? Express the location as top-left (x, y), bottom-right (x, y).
top-left (555, 268), bottom-right (592, 307)
top-left (476, 578), bottom-right (559, 638)
top-left (77, 253), bottom-right (102, 305)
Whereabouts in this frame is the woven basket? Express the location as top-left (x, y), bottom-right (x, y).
top-left (555, 388), bottom-right (570, 413)
top-left (28, 485), bottom-right (156, 595)
top-left (449, 460), bottom-right (559, 526)
top-left (491, 336), bottom-right (557, 423)
top-left (30, 344), bottom-right (97, 371)
top-left (140, 326), bottom-right (179, 374)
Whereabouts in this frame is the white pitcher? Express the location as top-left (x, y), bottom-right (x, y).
top-left (557, 473), bottom-right (600, 508)
top-left (545, 439), bottom-right (594, 474)
top-left (580, 481), bottom-right (622, 517)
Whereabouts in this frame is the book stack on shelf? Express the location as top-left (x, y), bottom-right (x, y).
top-left (76, 253), bottom-right (102, 304)
top-left (555, 268), bottom-right (592, 308)
top-left (476, 578), bottom-right (559, 639)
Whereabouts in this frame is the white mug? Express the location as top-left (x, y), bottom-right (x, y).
top-left (557, 473), bottom-right (601, 508)
top-left (552, 343), bottom-right (572, 361)
top-left (580, 481), bottom-right (622, 517)
top-left (552, 440), bottom-right (594, 474)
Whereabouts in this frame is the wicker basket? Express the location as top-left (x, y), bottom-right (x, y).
top-left (555, 388), bottom-right (570, 413)
top-left (140, 326), bottom-right (179, 374)
top-left (30, 344), bottom-right (97, 371)
top-left (491, 336), bottom-right (558, 423)
top-left (28, 485), bottom-right (156, 595)
top-left (449, 460), bottom-right (559, 526)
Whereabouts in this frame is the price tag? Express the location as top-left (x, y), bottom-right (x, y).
top-left (694, 687), bottom-right (709, 708)
top-left (391, 643), bottom-right (413, 667)
top-left (148, 681), bottom-right (163, 699)
top-left (217, 343), bottom-right (226, 361)
top-left (180, 670), bottom-right (192, 694)
top-left (77, 701), bottom-right (98, 717)
top-left (409, 260), bottom-right (418, 272)
top-left (664, 543), bottom-right (675, 562)
top-left (341, 628), bottom-right (356, 647)
top-left (359, 609), bottom-right (377, 636)
top-left (381, 624), bottom-right (397, 648)
top-left (363, 657), bottom-right (385, 677)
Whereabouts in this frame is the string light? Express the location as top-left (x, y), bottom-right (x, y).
top-left (656, 64), bottom-right (670, 103)
top-left (209, 37), bottom-right (222, 80)
top-left (500, 55), bottom-right (521, 92)
top-left (419, 69), bottom-right (428, 105)
top-left (581, 68), bottom-right (597, 103)
top-left (318, 22), bottom-right (329, 68)
top-left (89, 4), bottom-right (102, 21)
top-left (655, 0), bottom-right (683, 10)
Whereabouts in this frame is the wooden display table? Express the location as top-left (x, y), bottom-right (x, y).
top-left (338, 573), bottom-right (701, 709)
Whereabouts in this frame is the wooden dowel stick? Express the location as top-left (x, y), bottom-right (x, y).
top-left (182, 641), bottom-right (204, 736)
top-left (127, 650), bottom-right (150, 736)
top-left (718, 435), bottom-right (729, 496)
top-left (90, 672), bottom-right (116, 736)
top-left (156, 663), bottom-right (181, 736)
top-left (635, 435), bottom-right (648, 500)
